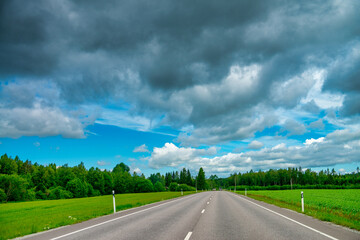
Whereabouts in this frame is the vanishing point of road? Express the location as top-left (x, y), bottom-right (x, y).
top-left (19, 191), bottom-right (360, 240)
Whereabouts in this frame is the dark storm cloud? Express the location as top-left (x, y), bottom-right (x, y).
top-left (0, 0), bottom-right (60, 76)
top-left (1, 0), bottom-right (360, 142)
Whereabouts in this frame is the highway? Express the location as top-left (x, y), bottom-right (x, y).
top-left (19, 191), bottom-right (360, 240)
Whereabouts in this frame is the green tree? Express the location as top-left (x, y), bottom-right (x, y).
top-left (186, 169), bottom-right (193, 186)
top-left (0, 154), bottom-right (18, 175)
top-left (73, 162), bottom-right (87, 182)
top-left (87, 167), bottom-right (105, 194)
top-left (165, 172), bottom-right (172, 187)
top-left (103, 170), bottom-right (113, 194)
top-left (180, 168), bottom-right (187, 184)
top-left (113, 171), bottom-right (134, 193)
top-left (113, 162), bottom-right (130, 174)
top-left (56, 164), bottom-right (76, 187)
top-left (197, 167), bottom-right (206, 190)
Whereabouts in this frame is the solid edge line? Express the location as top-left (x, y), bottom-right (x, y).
top-left (51, 194), bottom-right (197, 240)
top-left (184, 231), bottom-right (192, 240)
top-left (235, 194), bottom-right (338, 240)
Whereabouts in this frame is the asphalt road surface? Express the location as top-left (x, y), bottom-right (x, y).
top-left (19, 191), bottom-right (360, 240)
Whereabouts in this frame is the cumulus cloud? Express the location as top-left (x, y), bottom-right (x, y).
top-left (133, 144), bottom-right (150, 153)
top-left (248, 140), bottom-right (264, 150)
top-left (304, 137), bottom-right (325, 145)
top-left (133, 168), bottom-right (142, 175)
top-left (0, 104), bottom-right (85, 138)
top-left (149, 143), bottom-right (217, 168)
top-left (149, 130), bottom-right (360, 175)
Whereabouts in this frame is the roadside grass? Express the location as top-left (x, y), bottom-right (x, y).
top-left (0, 191), bottom-right (195, 240)
top-left (235, 189), bottom-right (360, 231)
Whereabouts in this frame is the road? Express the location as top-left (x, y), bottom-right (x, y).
top-left (19, 191), bottom-right (360, 240)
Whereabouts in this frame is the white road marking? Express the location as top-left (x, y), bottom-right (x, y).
top-left (201, 209), bottom-right (205, 214)
top-left (184, 231), bottom-right (192, 240)
top-left (236, 195), bottom-right (338, 240)
top-left (207, 202), bottom-right (209, 204)
top-left (50, 194), bottom-right (198, 240)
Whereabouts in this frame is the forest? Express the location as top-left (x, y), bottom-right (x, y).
top-left (0, 154), bottom-right (204, 202)
top-left (0, 153), bottom-right (359, 202)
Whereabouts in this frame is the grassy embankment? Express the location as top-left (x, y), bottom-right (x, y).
top-left (0, 191), bottom-right (195, 240)
top-left (236, 189), bottom-right (360, 231)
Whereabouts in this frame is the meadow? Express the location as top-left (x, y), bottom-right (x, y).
top-left (0, 191), bottom-right (195, 240)
top-left (236, 189), bottom-right (360, 231)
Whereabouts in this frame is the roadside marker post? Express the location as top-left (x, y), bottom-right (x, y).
top-left (301, 191), bottom-right (304, 212)
top-left (113, 190), bottom-right (116, 214)
top-left (245, 188), bottom-right (247, 196)
top-left (181, 189), bottom-right (183, 196)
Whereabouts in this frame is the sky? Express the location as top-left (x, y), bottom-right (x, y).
top-left (0, 0), bottom-right (360, 177)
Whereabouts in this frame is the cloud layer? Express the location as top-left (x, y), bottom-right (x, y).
top-left (1, 0), bottom-right (359, 172)
top-left (150, 130), bottom-right (360, 174)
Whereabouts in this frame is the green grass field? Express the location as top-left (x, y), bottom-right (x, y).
top-left (0, 191), bottom-right (195, 240)
top-left (236, 189), bottom-right (360, 231)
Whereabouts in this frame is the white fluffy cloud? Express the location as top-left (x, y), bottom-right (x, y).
top-left (133, 167), bottom-right (142, 174)
top-left (0, 104), bottom-right (85, 138)
top-left (248, 140), bottom-right (264, 149)
top-left (149, 130), bottom-right (360, 175)
top-left (149, 143), bottom-right (217, 168)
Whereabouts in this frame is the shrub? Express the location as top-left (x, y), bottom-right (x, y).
top-left (169, 182), bottom-right (178, 191)
top-left (154, 181), bottom-right (165, 192)
top-left (176, 184), bottom-right (195, 191)
top-left (0, 174), bottom-right (28, 202)
top-left (48, 187), bottom-right (73, 200)
top-left (35, 190), bottom-right (47, 200)
top-left (0, 188), bottom-right (6, 202)
top-left (134, 178), bottom-right (154, 193)
top-left (25, 188), bottom-right (36, 201)
top-left (66, 178), bottom-right (87, 198)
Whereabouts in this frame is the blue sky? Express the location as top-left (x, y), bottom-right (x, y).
top-left (0, 1), bottom-right (360, 177)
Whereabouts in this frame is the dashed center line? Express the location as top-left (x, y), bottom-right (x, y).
top-left (207, 202), bottom-right (209, 204)
top-left (184, 231), bottom-right (192, 240)
top-left (201, 209), bottom-right (205, 214)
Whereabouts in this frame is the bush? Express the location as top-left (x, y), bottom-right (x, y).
top-left (169, 182), bottom-right (178, 191)
top-left (66, 178), bottom-right (87, 198)
top-left (0, 174), bottom-right (28, 202)
top-left (176, 184), bottom-right (195, 191)
top-left (35, 190), bottom-right (47, 200)
top-left (134, 178), bottom-right (154, 193)
top-left (25, 188), bottom-right (36, 201)
top-left (0, 188), bottom-right (6, 202)
top-left (48, 187), bottom-right (73, 200)
top-left (154, 181), bottom-right (165, 192)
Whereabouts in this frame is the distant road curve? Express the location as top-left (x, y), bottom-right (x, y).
top-left (18, 191), bottom-right (360, 240)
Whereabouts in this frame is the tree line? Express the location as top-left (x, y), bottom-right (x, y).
top-left (0, 154), bottom-right (206, 202)
top-left (206, 167), bottom-right (360, 190)
top-left (1, 153), bottom-right (359, 202)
